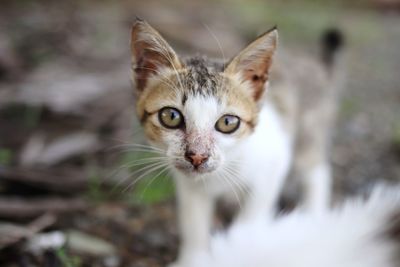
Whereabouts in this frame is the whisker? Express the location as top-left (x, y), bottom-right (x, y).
top-left (107, 157), bottom-right (170, 194)
top-left (119, 150), bottom-right (164, 156)
top-left (122, 162), bottom-right (170, 193)
top-left (196, 174), bottom-right (210, 194)
top-left (121, 157), bottom-right (171, 169)
top-left (116, 161), bottom-right (168, 190)
top-left (139, 166), bottom-right (171, 201)
top-left (223, 169), bottom-right (247, 195)
top-left (203, 23), bottom-right (227, 91)
top-left (224, 165), bottom-right (254, 200)
top-left (116, 143), bottom-right (165, 151)
top-left (105, 153), bottom-right (168, 183)
top-left (107, 144), bottom-right (165, 155)
top-left (217, 170), bottom-right (242, 208)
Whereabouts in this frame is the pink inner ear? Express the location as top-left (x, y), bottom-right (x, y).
top-left (134, 48), bottom-right (159, 91)
top-left (132, 34), bottom-right (161, 91)
top-left (132, 37), bottom-right (180, 92)
top-left (243, 65), bottom-right (269, 101)
top-left (131, 23), bottom-right (177, 92)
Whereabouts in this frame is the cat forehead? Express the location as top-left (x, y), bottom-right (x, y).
top-left (184, 56), bottom-right (225, 73)
top-left (183, 96), bottom-right (220, 128)
top-left (179, 56), bottom-right (226, 97)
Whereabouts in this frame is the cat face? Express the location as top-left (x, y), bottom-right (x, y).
top-left (130, 19), bottom-right (277, 177)
top-left (135, 66), bottom-right (257, 175)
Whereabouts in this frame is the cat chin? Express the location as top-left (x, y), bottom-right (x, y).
top-left (173, 164), bottom-right (218, 177)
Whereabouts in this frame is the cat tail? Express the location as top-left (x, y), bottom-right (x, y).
top-left (320, 28), bottom-right (344, 69)
top-left (187, 184), bottom-right (400, 267)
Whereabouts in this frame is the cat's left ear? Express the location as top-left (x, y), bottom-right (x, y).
top-left (224, 27), bottom-right (278, 101)
top-left (130, 19), bottom-right (183, 93)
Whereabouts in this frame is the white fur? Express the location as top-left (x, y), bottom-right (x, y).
top-left (170, 95), bottom-right (292, 265)
top-left (184, 185), bottom-right (400, 267)
top-left (302, 163), bottom-right (332, 213)
top-left (234, 103), bottom-right (292, 221)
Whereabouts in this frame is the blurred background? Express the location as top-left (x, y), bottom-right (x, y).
top-left (0, 0), bottom-right (399, 266)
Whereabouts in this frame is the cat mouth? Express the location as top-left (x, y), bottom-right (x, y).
top-left (174, 162), bottom-right (217, 175)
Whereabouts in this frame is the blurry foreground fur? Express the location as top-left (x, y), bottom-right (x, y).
top-left (186, 185), bottom-right (400, 267)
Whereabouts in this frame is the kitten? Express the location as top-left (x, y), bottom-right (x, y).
top-left (130, 19), bottom-right (343, 266)
top-left (184, 185), bottom-right (400, 267)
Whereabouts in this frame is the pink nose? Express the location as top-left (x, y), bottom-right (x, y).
top-left (185, 151), bottom-right (209, 168)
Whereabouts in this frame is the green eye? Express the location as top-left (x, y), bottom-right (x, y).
top-left (215, 115), bottom-right (240, 134)
top-left (158, 107), bottom-right (184, 129)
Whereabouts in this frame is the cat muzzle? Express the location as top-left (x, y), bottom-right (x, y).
top-left (184, 151), bottom-right (210, 168)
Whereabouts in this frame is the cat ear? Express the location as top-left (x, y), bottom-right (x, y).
top-left (224, 27), bottom-right (278, 101)
top-left (130, 19), bottom-right (183, 92)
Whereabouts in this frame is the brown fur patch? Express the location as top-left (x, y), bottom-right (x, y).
top-left (144, 121), bottom-right (163, 142)
top-left (136, 72), bottom-right (182, 120)
top-left (222, 77), bottom-right (258, 133)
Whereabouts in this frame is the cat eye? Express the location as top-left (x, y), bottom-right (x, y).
top-left (215, 115), bottom-right (240, 134)
top-left (158, 107), bottom-right (184, 129)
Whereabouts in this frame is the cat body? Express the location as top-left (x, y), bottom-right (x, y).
top-left (130, 19), bottom-right (343, 265)
top-left (185, 185), bottom-right (400, 267)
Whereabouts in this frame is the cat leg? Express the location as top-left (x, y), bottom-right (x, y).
top-left (236, 164), bottom-right (289, 223)
top-left (237, 180), bottom-right (283, 222)
top-left (293, 109), bottom-right (334, 213)
top-left (170, 177), bottom-right (214, 267)
top-left (236, 137), bottom-right (292, 222)
top-left (301, 162), bottom-right (332, 213)
top-left (293, 145), bottom-right (332, 213)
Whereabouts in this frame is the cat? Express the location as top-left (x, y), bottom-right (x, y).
top-left (183, 184), bottom-right (400, 267)
top-left (130, 19), bottom-right (343, 266)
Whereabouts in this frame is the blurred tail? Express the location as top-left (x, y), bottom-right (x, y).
top-left (320, 28), bottom-right (344, 69)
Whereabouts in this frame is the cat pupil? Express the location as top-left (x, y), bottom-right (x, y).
top-left (225, 118), bottom-right (229, 125)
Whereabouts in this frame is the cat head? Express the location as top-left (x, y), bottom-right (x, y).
top-left (130, 19), bottom-right (277, 177)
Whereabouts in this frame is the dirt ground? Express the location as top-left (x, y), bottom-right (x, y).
top-left (0, 0), bottom-right (399, 266)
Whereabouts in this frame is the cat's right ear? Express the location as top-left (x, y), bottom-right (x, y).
top-left (130, 19), bottom-right (183, 92)
top-left (224, 27), bottom-right (278, 101)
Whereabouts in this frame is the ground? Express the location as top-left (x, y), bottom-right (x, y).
top-left (0, 0), bottom-right (399, 266)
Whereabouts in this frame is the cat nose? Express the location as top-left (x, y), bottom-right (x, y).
top-left (184, 151), bottom-right (209, 168)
